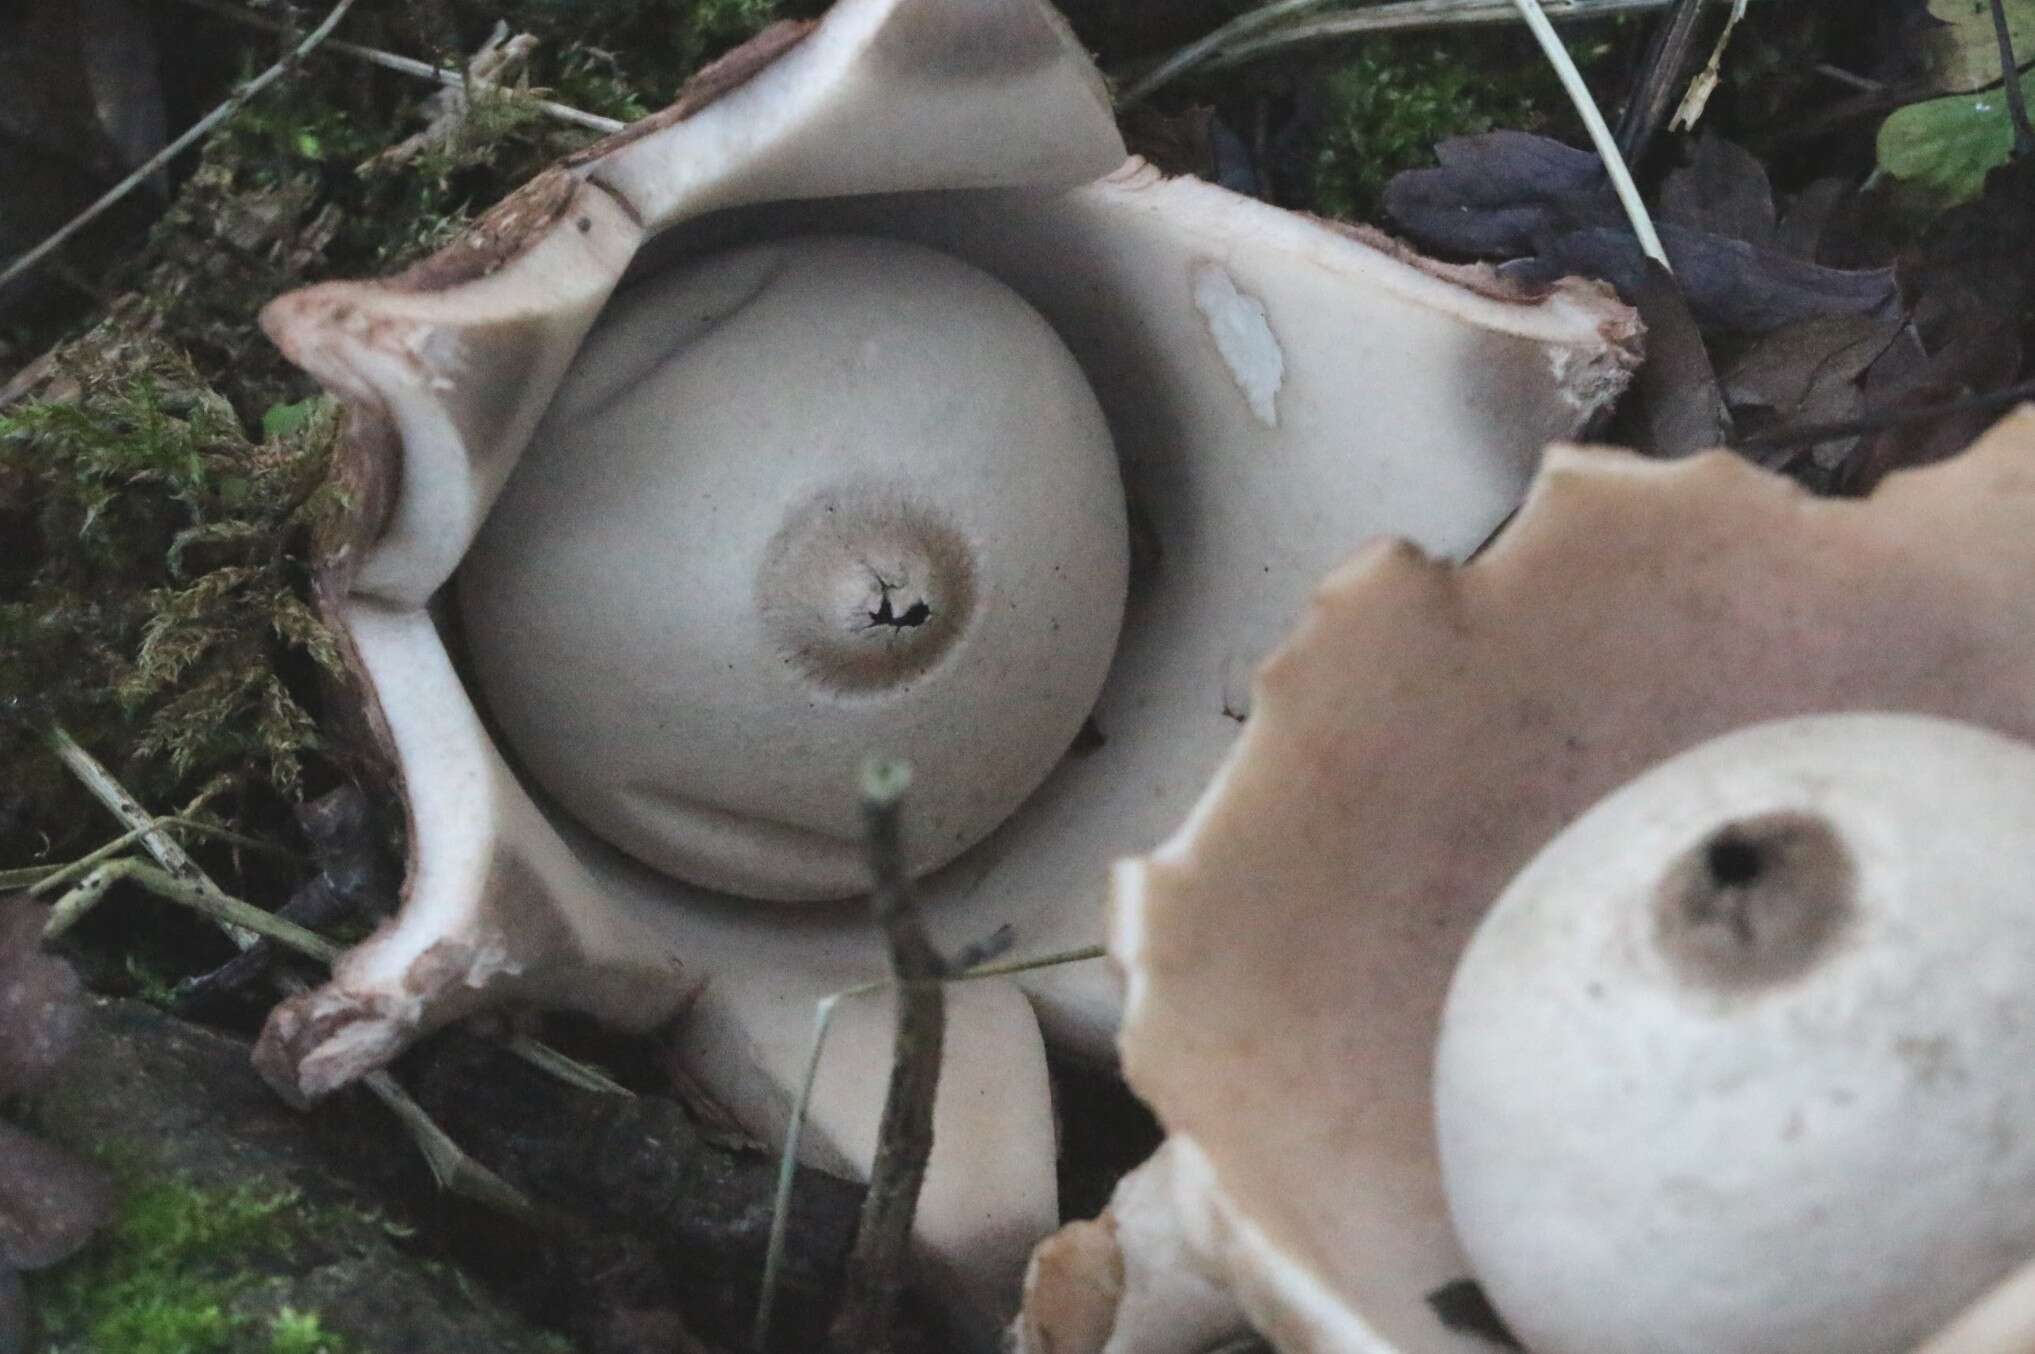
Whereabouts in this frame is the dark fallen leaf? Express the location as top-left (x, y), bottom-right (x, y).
top-left (1386, 132), bottom-right (1898, 332)
top-left (0, 1119), bottom-right (113, 1271)
top-left (1726, 314), bottom-right (1902, 413)
top-left (1615, 260), bottom-right (1733, 458)
top-left (1840, 319), bottom-right (2023, 489)
top-left (1723, 313), bottom-right (1903, 471)
top-left (1658, 134), bottom-right (1777, 249)
top-left (1832, 154), bottom-right (2035, 488)
top-left (1506, 223), bottom-right (1898, 332)
top-left (1905, 299), bottom-right (2021, 397)
top-left (1384, 132), bottom-right (1613, 257)
top-left (1864, 322), bottom-right (1934, 394)
top-left (176, 784), bottom-right (393, 1007)
top-left (1899, 155), bottom-right (2035, 342)
top-left (0, 896), bottom-right (84, 1097)
top-left (1772, 177), bottom-right (1852, 264)
top-left (1425, 1278), bottom-right (1523, 1349)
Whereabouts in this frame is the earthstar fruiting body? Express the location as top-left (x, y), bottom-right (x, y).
top-left (1023, 408), bottom-right (2035, 1353)
top-left (257, 0), bottom-right (1640, 1328)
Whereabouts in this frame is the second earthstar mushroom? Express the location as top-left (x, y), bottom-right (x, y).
top-left (1019, 408), bottom-right (2035, 1354)
top-left (255, 0), bottom-right (1640, 1331)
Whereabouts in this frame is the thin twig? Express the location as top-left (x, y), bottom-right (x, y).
top-left (0, 0), bottom-right (360, 296)
top-left (1119, 0), bottom-right (1342, 108)
top-left (1616, 0), bottom-right (1713, 161)
top-left (952, 943), bottom-right (1108, 982)
top-left (752, 939), bottom-right (1104, 1350)
top-left (360, 22), bottom-right (541, 174)
top-left (1511, 0), bottom-right (1671, 268)
top-left (948, 922), bottom-right (1016, 972)
top-left (49, 744), bottom-right (623, 1116)
top-left (506, 1035), bottom-right (633, 1097)
top-left (44, 725), bottom-right (539, 1219)
top-left (22, 817), bottom-right (295, 900)
top-left (170, 0), bottom-right (626, 134)
top-left (753, 989), bottom-right (848, 1353)
top-left (1668, 0), bottom-right (1749, 133)
top-left (45, 726), bottom-right (256, 945)
top-left (829, 760), bottom-right (948, 1353)
top-left (1811, 63), bottom-right (1884, 94)
top-left (1736, 382), bottom-right (2035, 452)
top-left (42, 858), bottom-right (343, 960)
top-left (1990, 0), bottom-right (2035, 155)
top-left (367, 1070), bottom-right (545, 1221)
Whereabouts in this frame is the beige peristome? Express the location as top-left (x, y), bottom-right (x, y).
top-left (1440, 713), bottom-right (2035, 1354)
top-left (255, 0), bottom-right (1638, 1333)
top-left (1018, 408), bottom-right (2035, 1354)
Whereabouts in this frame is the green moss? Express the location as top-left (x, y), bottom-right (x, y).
top-left (31, 1175), bottom-right (349, 1354)
top-left (121, 952), bottom-right (189, 1010)
top-left (482, 0), bottom-right (809, 104)
top-left (673, 0), bottom-right (798, 66)
top-left (209, 63), bottom-right (577, 277)
top-left (1305, 31), bottom-right (1603, 222)
top-left (202, 0), bottom-right (816, 285)
top-left (0, 339), bottom-right (344, 864)
top-left (267, 1308), bottom-right (346, 1354)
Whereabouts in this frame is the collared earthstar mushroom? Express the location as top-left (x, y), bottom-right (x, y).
top-left (1017, 407), bottom-right (2035, 1353)
top-left (457, 233), bottom-right (1130, 900)
top-left (254, 0), bottom-right (1639, 1329)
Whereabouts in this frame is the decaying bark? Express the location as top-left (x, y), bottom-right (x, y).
top-left (403, 1030), bottom-right (867, 1352)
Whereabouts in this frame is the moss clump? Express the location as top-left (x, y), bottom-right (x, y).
top-left (207, 0), bottom-right (819, 284)
top-left (476, 0), bottom-right (810, 104)
top-left (266, 1308), bottom-right (346, 1354)
top-left (1305, 31), bottom-right (1598, 221)
top-left (30, 1175), bottom-right (350, 1354)
top-left (0, 335), bottom-right (344, 864)
top-left (208, 60), bottom-right (578, 278)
